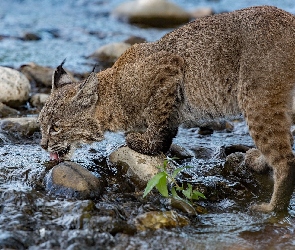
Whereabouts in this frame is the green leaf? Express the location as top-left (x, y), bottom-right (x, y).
top-left (163, 159), bottom-right (169, 169)
top-left (191, 190), bottom-right (206, 200)
top-left (156, 175), bottom-right (169, 197)
top-left (143, 172), bottom-right (167, 198)
top-left (172, 167), bottom-right (187, 178)
top-left (171, 186), bottom-right (181, 199)
top-left (182, 184), bottom-right (193, 199)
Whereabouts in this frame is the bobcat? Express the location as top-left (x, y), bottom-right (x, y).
top-left (38, 6), bottom-right (295, 212)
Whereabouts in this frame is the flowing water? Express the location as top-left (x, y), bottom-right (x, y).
top-left (1, 0), bottom-right (295, 249)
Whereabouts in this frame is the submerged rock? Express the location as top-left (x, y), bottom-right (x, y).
top-left (109, 146), bottom-right (162, 189)
top-left (134, 210), bottom-right (190, 231)
top-left (112, 0), bottom-right (191, 28)
top-left (22, 32), bottom-right (41, 41)
top-left (45, 161), bottom-right (105, 199)
top-left (124, 36), bottom-right (146, 45)
top-left (0, 67), bottom-right (31, 108)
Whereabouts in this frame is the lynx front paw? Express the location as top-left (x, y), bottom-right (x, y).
top-left (126, 132), bottom-right (161, 155)
top-left (250, 202), bottom-right (274, 213)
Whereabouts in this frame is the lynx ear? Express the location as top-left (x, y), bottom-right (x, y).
top-left (52, 59), bottom-right (72, 89)
top-left (74, 71), bottom-right (99, 108)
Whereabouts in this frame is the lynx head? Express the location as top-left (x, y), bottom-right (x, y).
top-left (38, 61), bottom-right (104, 161)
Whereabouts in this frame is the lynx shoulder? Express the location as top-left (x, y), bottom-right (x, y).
top-left (39, 6), bottom-right (295, 212)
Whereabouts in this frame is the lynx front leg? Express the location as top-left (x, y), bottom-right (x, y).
top-left (126, 83), bottom-right (179, 155)
top-left (126, 57), bottom-right (183, 155)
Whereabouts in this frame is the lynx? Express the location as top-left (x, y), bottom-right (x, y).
top-left (38, 6), bottom-right (295, 212)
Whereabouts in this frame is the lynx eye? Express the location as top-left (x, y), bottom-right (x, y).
top-left (52, 125), bottom-right (60, 132)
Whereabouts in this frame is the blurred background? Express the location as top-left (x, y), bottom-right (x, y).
top-left (0, 0), bottom-right (294, 73)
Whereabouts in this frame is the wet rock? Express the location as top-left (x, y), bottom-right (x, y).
top-left (0, 117), bottom-right (40, 139)
top-left (134, 210), bottom-right (190, 231)
top-left (169, 144), bottom-right (193, 160)
top-left (29, 93), bottom-right (49, 108)
top-left (198, 120), bottom-right (234, 134)
top-left (170, 198), bottom-right (196, 215)
top-left (112, 0), bottom-right (191, 28)
top-left (0, 102), bottom-right (19, 118)
top-left (109, 146), bottom-right (162, 189)
top-left (0, 67), bottom-right (31, 108)
top-left (89, 42), bottom-right (131, 66)
top-left (190, 7), bottom-right (214, 19)
top-left (45, 161), bottom-right (105, 199)
top-left (224, 152), bottom-right (246, 172)
top-left (22, 32), bottom-right (41, 41)
top-left (224, 144), bottom-right (251, 156)
top-left (20, 63), bottom-right (55, 87)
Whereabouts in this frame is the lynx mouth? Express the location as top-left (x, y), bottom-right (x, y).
top-left (49, 146), bottom-right (71, 162)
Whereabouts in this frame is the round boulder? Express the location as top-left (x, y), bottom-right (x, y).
top-left (0, 67), bottom-right (31, 108)
top-left (109, 146), bottom-right (162, 189)
top-left (89, 42), bottom-right (131, 65)
top-left (20, 63), bottom-right (54, 87)
top-left (112, 0), bottom-right (191, 28)
top-left (45, 161), bottom-right (105, 199)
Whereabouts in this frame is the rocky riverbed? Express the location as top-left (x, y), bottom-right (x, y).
top-left (1, 0), bottom-right (295, 249)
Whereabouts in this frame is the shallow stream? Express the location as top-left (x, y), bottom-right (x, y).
top-left (1, 0), bottom-right (295, 249)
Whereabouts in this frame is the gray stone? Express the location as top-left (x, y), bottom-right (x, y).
top-left (0, 117), bottom-right (39, 138)
top-left (0, 67), bottom-right (31, 108)
top-left (20, 63), bottom-right (54, 87)
top-left (45, 161), bottom-right (105, 199)
top-left (29, 93), bottom-right (49, 108)
top-left (112, 0), bottom-right (191, 28)
top-left (109, 146), bottom-right (163, 188)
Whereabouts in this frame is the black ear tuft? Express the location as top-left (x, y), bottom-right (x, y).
top-left (52, 59), bottom-right (72, 89)
top-left (91, 63), bottom-right (98, 73)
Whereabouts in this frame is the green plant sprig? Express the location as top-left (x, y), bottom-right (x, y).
top-left (143, 157), bottom-right (206, 205)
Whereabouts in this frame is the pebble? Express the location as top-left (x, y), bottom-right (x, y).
top-left (0, 67), bottom-right (31, 108)
top-left (45, 161), bottom-right (106, 199)
top-left (109, 146), bottom-right (162, 189)
top-left (112, 0), bottom-right (191, 28)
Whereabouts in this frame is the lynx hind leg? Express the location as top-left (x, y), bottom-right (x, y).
top-left (244, 103), bottom-right (295, 212)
